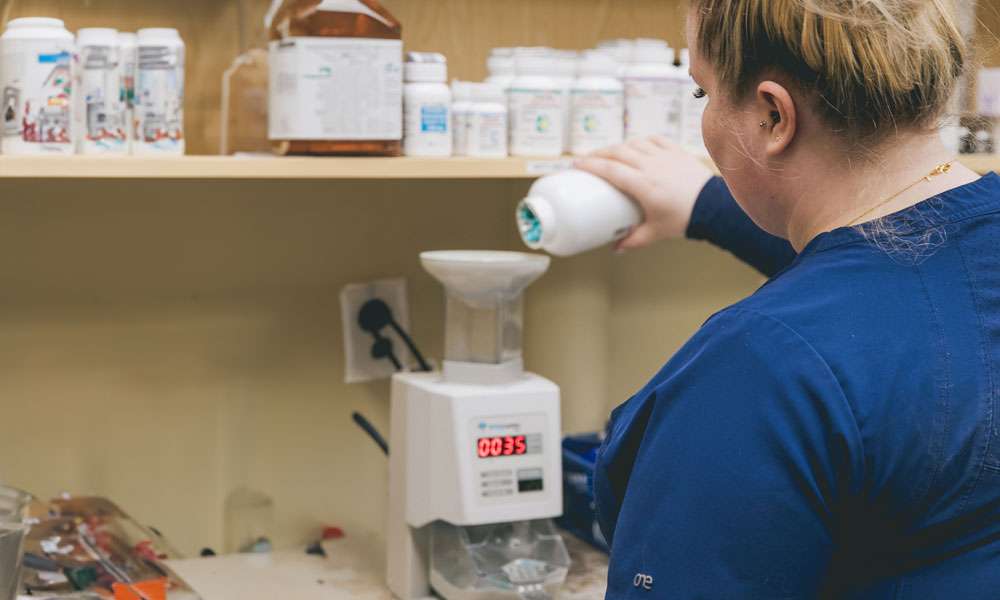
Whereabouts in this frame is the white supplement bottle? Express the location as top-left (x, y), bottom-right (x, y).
top-left (0, 17), bottom-right (75, 155)
top-left (451, 80), bottom-right (473, 156)
top-left (517, 169), bottom-right (641, 257)
top-left (403, 52), bottom-right (451, 157)
top-left (570, 50), bottom-right (624, 156)
top-left (677, 49), bottom-right (708, 156)
top-left (553, 50), bottom-right (577, 152)
top-left (466, 82), bottom-right (508, 158)
top-left (623, 39), bottom-right (674, 140)
top-left (118, 32), bottom-right (137, 153)
top-left (135, 27), bottom-right (185, 155)
top-left (485, 48), bottom-right (515, 93)
top-left (76, 28), bottom-right (128, 155)
top-left (509, 53), bottom-right (564, 158)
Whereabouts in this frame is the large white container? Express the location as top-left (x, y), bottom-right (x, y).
top-left (403, 52), bottom-right (452, 157)
top-left (509, 53), bottom-right (564, 158)
top-left (451, 80), bottom-right (473, 157)
top-left (466, 82), bottom-right (507, 158)
top-left (677, 49), bottom-right (708, 156)
top-left (517, 169), bottom-right (641, 257)
top-left (484, 47), bottom-right (515, 93)
top-left (623, 39), bottom-right (674, 140)
top-left (135, 27), bottom-right (185, 155)
top-left (118, 31), bottom-right (137, 153)
top-left (76, 28), bottom-right (127, 155)
top-left (570, 51), bottom-right (624, 156)
top-left (0, 17), bottom-right (75, 155)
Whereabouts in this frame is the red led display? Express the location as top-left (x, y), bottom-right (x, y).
top-left (477, 435), bottom-right (528, 458)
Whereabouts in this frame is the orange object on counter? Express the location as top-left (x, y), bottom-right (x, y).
top-left (267, 0), bottom-right (403, 156)
top-left (112, 578), bottom-right (167, 600)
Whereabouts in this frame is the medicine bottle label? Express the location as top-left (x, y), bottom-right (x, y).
top-left (570, 89), bottom-right (624, 156)
top-left (419, 104), bottom-right (448, 133)
top-left (624, 78), bottom-right (670, 140)
top-left (78, 44), bottom-right (128, 154)
top-left (467, 109), bottom-right (507, 157)
top-left (509, 88), bottom-right (564, 157)
top-left (269, 37), bottom-right (403, 141)
top-left (1, 42), bottom-right (74, 155)
top-left (136, 44), bottom-right (184, 154)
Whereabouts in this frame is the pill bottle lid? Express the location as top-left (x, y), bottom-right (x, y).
top-left (487, 53), bottom-right (515, 76)
top-left (405, 52), bottom-right (448, 82)
top-left (452, 80), bottom-right (474, 101)
top-left (631, 41), bottom-right (674, 65)
top-left (490, 47), bottom-right (515, 58)
top-left (77, 27), bottom-right (119, 46)
top-left (515, 54), bottom-right (558, 76)
top-left (678, 48), bottom-right (691, 67)
top-left (577, 50), bottom-right (618, 77)
top-left (137, 28), bottom-right (182, 42)
top-left (118, 31), bottom-right (138, 46)
top-left (471, 82), bottom-right (505, 103)
top-left (6, 17), bottom-right (68, 31)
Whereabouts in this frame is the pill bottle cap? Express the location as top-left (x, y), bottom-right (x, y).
top-left (77, 27), bottom-right (119, 46)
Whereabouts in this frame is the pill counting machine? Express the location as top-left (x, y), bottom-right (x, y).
top-left (387, 251), bottom-right (569, 600)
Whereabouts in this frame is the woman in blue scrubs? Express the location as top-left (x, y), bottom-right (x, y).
top-left (577, 1), bottom-right (1000, 597)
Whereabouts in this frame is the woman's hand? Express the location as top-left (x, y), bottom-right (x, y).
top-left (574, 136), bottom-right (715, 251)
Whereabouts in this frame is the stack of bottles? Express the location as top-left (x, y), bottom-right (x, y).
top-left (402, 40), bottom-right (706, 159)
top-left (0, 17), bottom-right (185, 156)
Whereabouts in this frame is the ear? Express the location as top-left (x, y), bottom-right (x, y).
top-left (756, 80), bottom-right (796, 157)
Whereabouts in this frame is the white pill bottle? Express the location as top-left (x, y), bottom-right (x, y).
top-left (509, 53), bottom-right (564, 158)
top-left (135, 27), bottom-right (185, 155)
top-left (0, 17), bottom-right (75, 155)
top-left (517, 169), bottom-right (641, 257)
top-left (570, 50), bottom-right (624, 156)
top-left (403, 52), bottom-right (451, 157)
top-left (623, 39), bottom-right (674, 140)
top-left (118, 32), bottom-right (137, 153)
top-left (466, 82), bottom-right (508, 158)
top-left (76, 27), bottom-right (128, 155)
top-left (677, 49), bottom-right (708, 156)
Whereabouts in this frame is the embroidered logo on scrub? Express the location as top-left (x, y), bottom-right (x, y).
top-left (633, 573), bottom-right (654, 590)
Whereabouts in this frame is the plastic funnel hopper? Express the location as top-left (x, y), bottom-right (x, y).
top-left (420, 251), bottom-right (550, 365)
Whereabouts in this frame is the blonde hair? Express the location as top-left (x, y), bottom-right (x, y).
top-left (692, 0), bottom-right (968, 144)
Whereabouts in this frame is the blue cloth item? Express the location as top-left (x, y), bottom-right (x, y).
top-left (596, 174), bottom-right (1000, 598)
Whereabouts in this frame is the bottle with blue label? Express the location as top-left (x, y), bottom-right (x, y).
top-left (0, 18), bottom-right (75, 155)
top-left (403, 52), bottom-right (452, 157)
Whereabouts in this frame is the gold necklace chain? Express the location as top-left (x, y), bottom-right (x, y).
top-left (845, 161), bottom-right (955, 227)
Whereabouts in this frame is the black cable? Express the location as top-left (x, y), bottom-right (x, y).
top-left (388, 320), bottom-right (431, 372)
top-left (358, 298), bottom-right (431, 372)
top-left (351, 411), bottom-right (389, 455)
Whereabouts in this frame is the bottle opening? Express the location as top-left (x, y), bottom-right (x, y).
top-left (517, 201), bottom-right (543, 247)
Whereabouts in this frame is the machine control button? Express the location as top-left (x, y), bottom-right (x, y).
top-left (482, 479), bottom-right (514, 488)
top-left (482, 489), bottom-right (514, 498)
top-left (516, 468), bottom-right (544, 493)
top-left (480, 469), bottom-right (513, 478)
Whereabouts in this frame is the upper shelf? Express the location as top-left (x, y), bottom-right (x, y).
top-left (0, 154), bottom-right (996, 181)
top-left (0, 155), bottom-right (576, 180)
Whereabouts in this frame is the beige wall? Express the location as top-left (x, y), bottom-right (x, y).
top-left (0, 177), bottom-right (759, 555)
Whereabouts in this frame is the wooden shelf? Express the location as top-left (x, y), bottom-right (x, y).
top-left (0, 155), bottom-right (578, 181)
top-left (0, 154), bottom-right (995, 181)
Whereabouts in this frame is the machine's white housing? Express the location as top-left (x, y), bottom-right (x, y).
top-left (387, 369), bottom-right (562, 600)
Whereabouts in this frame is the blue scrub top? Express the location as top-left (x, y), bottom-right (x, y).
top-left (595, 174), bottom-right (1000, 598)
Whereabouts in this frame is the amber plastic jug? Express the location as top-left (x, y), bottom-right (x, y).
top-left (267, 0), bottom-right (403, 155)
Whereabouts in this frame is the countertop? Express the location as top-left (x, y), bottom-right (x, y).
top-left (165, 531), bottom-right (608, 600)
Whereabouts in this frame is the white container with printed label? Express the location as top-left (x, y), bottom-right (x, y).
top-left (268, 37), bottom-right (403, 142)
top-left (76, 28), bottom-right (127, 155)
top-left (118, 32), bottom-right (137, 153)
top-left (467, 82), bottom-right (507, 158)
top-left (403, 53), bottom-right (451, 157)
top-left (570, 51), bottom-right (624, 156)
top-left (623, 41), bottom-right (674, 140)
top-left (0, 17), bottom-right (75, 155)
top-left (677, 49), bottom-right (708, 156)
top-left (135, 28), bottom-right (185, 155)
top-left (509, 54), bottom-right (564, 158)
